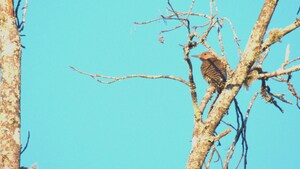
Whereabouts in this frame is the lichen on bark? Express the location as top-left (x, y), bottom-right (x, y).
top-left (0, 0), bottom-right (21, 169)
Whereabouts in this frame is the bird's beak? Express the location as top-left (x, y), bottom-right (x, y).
top-left (191, 55), bottom-right (199, 58)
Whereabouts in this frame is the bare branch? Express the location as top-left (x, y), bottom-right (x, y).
top-left (20, 131), bottom-right (30, 154)
top-left (213, 145), bottom-right (223, 165)
top-left (287, 75), bottom-right (300, 109)
top-left (254, 47), bottom-right (300, 107)
top-left (196, 19), bottom-right (218, 45)
top-left (214, 128), bottom-right (232, 142)
top-left (261, 18), bottom-right (300, 51)
top-left (202, 41), bottom-right (214, 53)
top-left (14, 0), bottom-right (28, 31)
top-left (205, 147), bottom-right (216, 169)
top-left (134, 12), bottom-right (210, 25)
top-left (14, 0), bottom-right (22, 26)
top-left (135, 0), bottom-right (202, 39)
top-left (221, 120), bottom-right (237, 131)
top-left (216, 22), bottom-right (226, 59)
top-left (183, 46), bottom-right (201, 121)
top-left (287, 56), bottom-right (300, 66)
top-left (271, 93), bottom-right (292, 104)
top-left (223, 93), bottom-right (258, 169)
top-left (222, 17), bottom-right (243, 56)
top-left (160, 23), bottom-right (185, 34)
top-left (199, 85), bottom-right (216, 115)
top-left (20, 164), bottom-right (37, 169)
top-left (246, 93), bottom-right (258, 119)
top-left (184, 0), bottom-right (196, 34)
top-left (167, 0), bottom-right (188, 28)
top-left (257, 47), bottom-right (270, 66)
top-left (19, 0), bottom-right (28, 32)
top-left (205, 145), bottom-right (223, 169)
top-left (260, 80), bottom-right (284, 113)
top-left (257, 64), bottom-right (300, 79)
top-left (208, 93), bottom-right (219, 113)
top-left (70, 66), bottom-right (190, 86)
top-left (215, 19), bottom-right (233, 76)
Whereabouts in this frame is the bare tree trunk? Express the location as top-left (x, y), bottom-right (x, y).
top-left (0, 0), bottom-right (22, 169)
top-left (186, 0), bottom-right (278, 168)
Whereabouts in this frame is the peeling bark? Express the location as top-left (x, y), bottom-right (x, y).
top-left (0, 0), bottom-right (21, 169)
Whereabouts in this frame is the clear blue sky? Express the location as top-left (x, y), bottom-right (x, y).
top-left (20, 0), bottom-right (300, 168)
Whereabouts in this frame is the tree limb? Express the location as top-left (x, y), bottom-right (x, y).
top-left (134, 12), bottom-right (210, 25)
top-left (214, 128), bottom-right (232, 142)
top-left (70, 66), bottom-right (190, 86)
top-left (257, 64), bottom-right (300, 79)
top-left (223, 93), bottom-right (258, 169)
top-left (261, 18), bottom-right (300, 51)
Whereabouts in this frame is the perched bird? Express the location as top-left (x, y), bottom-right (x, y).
top-left (193, 52), bottom-right (227, 92)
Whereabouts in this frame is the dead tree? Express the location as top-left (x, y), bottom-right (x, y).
top-left (72, 0), bottom-right (300, 168)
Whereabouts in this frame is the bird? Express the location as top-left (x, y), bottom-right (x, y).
top-left (193, 52), bottom-right (227, 92)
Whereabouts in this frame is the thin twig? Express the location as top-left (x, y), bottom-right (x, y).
top-left (257, 47), bottom-right (270, 66)
top-left (206, 146), bottom-right (216, 169)
top-left (167, 0), bottom-right (187, 26)
top-left (15, 0), bottom-right (22, 26)
top-left (184, 0), bottom-right (196, 34)
top-left (213, 145), bottom-right (223, 167)
top-left (221, 120), bottom-right (237, 131)
top-left (287, 74), bottom-right (300, 109)
top-left (196, 19), bottom-right (219, 45)
top-left (223, 93), bottom-right (258, 169)
top-left (222, 17), bottom-right (243, 56)
top-left (160, 23), bottom-right (185, 34)
top-left (183, 41), bottom-right (201, 121)
top-left (242, 93), bottom-right (258, 168)
top-left (19, 0), bottom-right (28, 32)
top-left (21, 131), bottom-right (30, 154)
top-left (287, 56), bottom-right (300, 65)
top-left (208, 93), bottom-right (219, 114)
top-left (199, 85), bottom-right (216, 115)
top-left (216, 20), bottom-right (226, 59)
top-left (134, 12), bottom-right (209, 25)
top-left (214, 128), bottom-right (232, 141)
top-left (14, 0), bottom-right (28, 31)
top-left (257, 64), bottom-right (300, 79)
top-left (260, 80), bottom-right (284, 113)
top-left (70, 66), bottom-right (190, 86)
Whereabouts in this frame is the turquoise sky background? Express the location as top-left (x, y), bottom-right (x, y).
top-left (20, 0), bottom-right (300, 169)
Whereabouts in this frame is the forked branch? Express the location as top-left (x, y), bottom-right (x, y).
top-left (262, 18), bottom-right (300, 51)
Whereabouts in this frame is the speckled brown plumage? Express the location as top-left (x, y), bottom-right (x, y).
top-left (194, 52), bottom-right (227, 92)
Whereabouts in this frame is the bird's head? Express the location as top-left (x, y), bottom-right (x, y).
top-left (192, 52), bottom-right (217, 60)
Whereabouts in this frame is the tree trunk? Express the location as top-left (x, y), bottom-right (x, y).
top-left (0, 0), bottom-right (22, 169)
